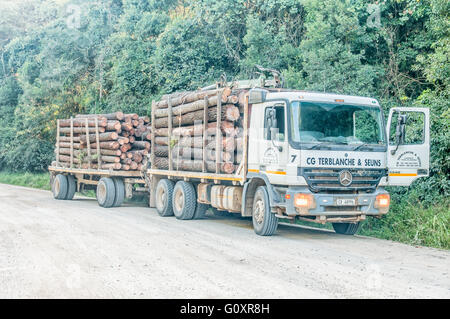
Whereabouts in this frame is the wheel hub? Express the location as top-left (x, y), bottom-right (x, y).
top-left (254, 199), bottom-right (265, 224)
top-left (174, 190), bottom-right (184, 212)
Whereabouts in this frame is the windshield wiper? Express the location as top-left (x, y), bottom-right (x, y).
top-left (352, 143), bottom-right (375, 151)
top-left (306, 141), bottom-right (347, 150)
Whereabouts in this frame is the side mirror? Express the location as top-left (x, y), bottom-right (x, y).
top-left (266, 108), bottom-right (277, 140)
top-left (391, 114), bottom-right (407, 155)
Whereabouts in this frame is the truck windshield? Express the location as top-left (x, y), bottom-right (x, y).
top-left (289, 101), bottom-right (386, 149)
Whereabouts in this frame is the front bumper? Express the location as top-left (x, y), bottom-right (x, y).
top-left (284, 187), bottom-right (389, 217)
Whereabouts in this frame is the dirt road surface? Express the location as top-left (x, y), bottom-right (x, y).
top-left (0, 183), bottom-right (448, 298)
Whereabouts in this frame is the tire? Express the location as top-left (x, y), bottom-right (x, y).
top-left (52, 174), bottom-right (68, 200)
top-left (332, 222), bottom-right (360, 235)
top-left (172, 181), bottom-right (196, 220)
top-left (193, 203), bottom-right (209, 219)
top-left (96, 177), bottom-right (116, 208)
top-left (155, 179), bottom-right (175, 217)
top-left (112, 178), bottom-right (125, 207)
top-left (252, 186), bottom-right (278, 236)
top-left (65, 175), bottom-right (76, 200)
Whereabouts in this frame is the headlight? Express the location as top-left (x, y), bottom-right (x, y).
top-left (294, 193), bottom-right (316, 211)
top-left (374, 193), bottom-right (390, 209)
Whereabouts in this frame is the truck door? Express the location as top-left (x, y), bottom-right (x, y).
top-left (258, 102), bottom-right (289, 180)
top-left (386, 107), bottom-right (430, 186)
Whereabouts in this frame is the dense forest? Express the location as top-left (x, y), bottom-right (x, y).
top-left (0, 0), bottom-right (448, 245)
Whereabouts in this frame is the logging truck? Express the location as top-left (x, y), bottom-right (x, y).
top-left (147, 78), bottom-right (430, 236)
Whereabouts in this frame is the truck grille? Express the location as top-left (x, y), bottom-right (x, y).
top-left (299, 168), bottom-right (386, 192)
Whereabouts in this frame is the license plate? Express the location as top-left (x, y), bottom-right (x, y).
top-left (336, 198), bottom-right (356, 206)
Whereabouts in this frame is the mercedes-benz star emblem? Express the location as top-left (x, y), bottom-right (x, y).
top-left (339, 170), bottom-right (352, 186)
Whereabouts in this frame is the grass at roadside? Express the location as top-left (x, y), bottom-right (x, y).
top-left (359, 199), bottom-right (449, 250)
top-left (0, 171), bottom-right (51, 190)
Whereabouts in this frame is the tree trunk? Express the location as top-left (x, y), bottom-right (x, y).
top-left (153, 157), bottom-right (235, 173)
top-left (57, 142), bottom-right (81, 149)
top-left (172, 147), bottom-right (232, 162)
top-left (132, 141), bottom-right (150, 150)
top-left (79, 132), bottom-right (118, 143)
top-left (154, 121), bottom-right (236, 137)
top-left (84, 141), bottom-right (120, 150)
top-left (60, 126), bottom-right (105, 134)
top-left (154, 94), bottom-right (235, 118)
top-left (59, 117), bottom-right (107, 127)
top-left (57, 148), bottom-right (121, 157)
top-left (154, 87), bottom-right (231, 109)
top-left (154, 105), bottom-right (240, 128)
top-left (76, 112), bottom-right (124, 121)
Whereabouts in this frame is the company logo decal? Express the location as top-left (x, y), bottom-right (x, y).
top-left (339, 170), bottom-right (353, 186)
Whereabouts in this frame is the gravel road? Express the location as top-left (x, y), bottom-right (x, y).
top-left (0, 183), bottom-right (448, 298)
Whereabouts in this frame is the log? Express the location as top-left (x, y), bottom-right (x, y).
top-left (76, 112), bottom-right (124, 121)
top-left (172, 147), bottom-right (232, 162)
top-left (153, 157), bottom-right (235, 174)
top-left (117, 136), bottom-right (129, 145)
top-left (154, 121), bottom-right (236, 137)
top-left (130, 161), bottom-right (138, 170)
top-left (121, 122), bottom-right (133, 132)
top-left (154, 93), bottom-right (235, 118)
top-left (79, 132), bottom-right (118, 143)
top-left (60, 126), bottom-right (105, 134)
top-left (120, 143), bottom-right (132, 152)
top-left (106, 120), bottom-right (122, 132)
top-left (154, 87), bottom-right (231, 109)
top-left (59, 136), bottom-right (81, 142)
top-left (125, 113), bottom-right (139, 120)
top-left (101, 155), bottom-right (121, 163)
top-left (154, 135), bottom-right (235, 151)
top-left (154, 105), bottom-right (240, 128)
top-left (139, 116), bottom-right (150, 123)
top-left (57, 142), bottom-right (81, 149)
top-left (59, 117), bottom-right (107, 127)
top-left (132, 141), bottom-right (150, 150)
top-left (84, 141), bottom-right (120, 150)
top-left (56, 148), bottom-right (121, 157)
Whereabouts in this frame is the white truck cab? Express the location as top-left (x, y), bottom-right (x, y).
top-left (245, 88), bottom-right (430, 234)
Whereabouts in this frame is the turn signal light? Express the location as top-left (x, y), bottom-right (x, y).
top-left (375, 194), bottom-right (390, 208)
top-left (294, 193), bottom-right (315, 209)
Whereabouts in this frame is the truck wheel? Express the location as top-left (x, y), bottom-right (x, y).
top-left (65, 175), bottom-right (77, 200)
top-left (52, 174), bottom-right (68, 200)
top-left (252, 186), bottom-right (278, 236)
top-left (172, 181), bottom-right (196, 220)
top-left (112, 178), bottom-right (125, 207)
top-left (96, 177), bottom-right (116, 208)
top-left (193, 203), bottom-right (209, 219)
top-left (332, 222), bottom-right (360, 235)
top-left (155, 179), bottom-right (175, 217)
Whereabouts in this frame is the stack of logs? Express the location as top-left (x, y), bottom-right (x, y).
top-left (52, 112), bottom-right (151, 171)
top-left (151, 87), bottom-right (246, 174)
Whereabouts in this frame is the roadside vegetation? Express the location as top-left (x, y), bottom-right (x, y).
top-left (0, 171), bottom-right (51, 190)
top-left (0, 1), bottom-right (448, 248)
